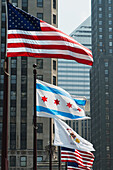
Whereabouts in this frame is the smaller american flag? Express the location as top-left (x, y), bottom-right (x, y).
top-left (61, 147), bottom-right (94, 169)
top-left (67, 162), bottom-right (91, 170)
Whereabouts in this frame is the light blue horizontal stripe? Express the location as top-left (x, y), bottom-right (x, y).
top-left (36, 106), bottom-right (84, 120)
top-left (36, 83), bottom-right (72, 99)
top-left (74, 99), bottom-right (86, 106)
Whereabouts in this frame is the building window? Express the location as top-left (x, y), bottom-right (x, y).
top-left (0, 75), bottom-right (4, 84)
top-left (10, 156), bottom-right (16, 167)
top-left (105, 70), bottom-right (108, 74)
top-left (99, 21), bottom-right (102, 25)
top-left (99, 14), bottom-right (102, 18)
top-left (11, 91), bottom-right (16, 100)
top-left (1, 28), bottom-right (5, 37)
top-left (37, 13), bottom-right (43, 20)
top-left (37, 75), bottom-right (43, 81)
top-left (99, 42), bottom-right (102, 46)
top-left (37, 156), bottom-right (43, 162)
top-left (108, 14), bottom-right (112, 18)
top-left (0, 107), bottom-right (3, 116)
top-left (109, 49), bottom-right (112, 53)
top-left (53, 0), bottom-right (56, 9)
top-left (21, 108), bottom-right (27, 118)
top-left (12, 0), bottom-right (18, 6)
top-left (21, 75), bottom-right (27, 84)
top-left (104, 61), bottom-right (108, 67)
top-left (0, 91), bottom-right (3, 100)
top-left (53, 60), bottom-right (56, 70)
top-left (99, 0), bottom-right (102, 4)
top-left (99, 7), bottom-right (102, 11)
top-left (10, 107), bottom-right (16, 117)
top-left (37, 139), bottom-right (43, 150)
top-left (1, 43), bottom-right (5, 52)
top-left (37, 123), bottom-right (43, 133)
top-left (109, 28), bottom-right (112, 32)
top-left (108, 6), bottom-right (112, 11)
top-left (99, 28), bottom-right (102, 32)
top-left (109, 20), bottom-right (112, 25)
top-left (106, 146), bottom-right (110, 151)
top-left (109, 34), bottom-right (112, 39)
top-left (53, 14), bottom-right (56, 24)
top-left (2, 13), bottom-right (5, 22)
top-left (109, 42), bottom-right (112, 46)
top-left (105, 77), bottom-right (108, 82)
top-left (21, 123), bottom-right (27, 149)
top-left (99, 35), bottom-right (102, 39)
top-left (11, 75), bottom-right (16, 84)
top-left (37, 59), bottom-right (43, 69)
top-left (11, 59), bottom-right (17, 68)
top-left (20, 156), bottom-right (27, 167)
top-left (53, 76), bottom-right (56, 85)
top-left (37, 0), bottom-right (43, 7)
top-left (106, 100), bottom-right (109, 104)
top-left (108, 0), bottom-right (111, 4)
top-left (22, 0), bottom-right (28, 11)
top-left (10, 123), bottom-right (16, 149)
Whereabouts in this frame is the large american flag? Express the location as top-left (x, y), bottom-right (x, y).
top-left (7, 2), bottom-right (93, 66)
top-left (61, 147), bottom-right (94, 169)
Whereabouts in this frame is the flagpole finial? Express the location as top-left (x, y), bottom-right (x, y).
top-left (33, 64), bottom-right (37, 69)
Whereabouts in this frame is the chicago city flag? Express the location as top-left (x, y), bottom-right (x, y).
top-left (36, 80), bottom-right (90, 120)
top-left (7, 2), bottom-right (93, 66)
top-left (54, 118), bottom-right (95, 152)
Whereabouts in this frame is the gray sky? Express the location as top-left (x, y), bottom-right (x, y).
top-left (58, 0), bottom-right (91, 35)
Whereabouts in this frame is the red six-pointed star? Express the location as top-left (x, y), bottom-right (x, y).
top-left (54, 99), bottom-right (60, 105)
top-left (77, 107), bottom-right (82, 112)
top-left (66, 102), bottom-right (72, 108)
top-left (41, 96), bottom-right (48, 102)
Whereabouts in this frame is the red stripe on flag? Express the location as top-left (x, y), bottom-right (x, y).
top-left (7, 52), bottom-right (93, 66)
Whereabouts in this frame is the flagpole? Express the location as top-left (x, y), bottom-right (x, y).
top-left (49, 118), bottom-right (52, 170)
top-left (65, 162), bottom-right (67, 170)
top-left (33, 64), bottom-right (37, 170)
top-left (58, 146), bottom-right (61, 170)
top-left (1, 0), bottom-right (9, 169)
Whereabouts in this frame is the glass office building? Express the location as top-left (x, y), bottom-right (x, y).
top-left (58, 16), bottom-right (92, 99)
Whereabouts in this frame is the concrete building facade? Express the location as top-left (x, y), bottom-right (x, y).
top-left (0, 0), bottom-right (58, 169)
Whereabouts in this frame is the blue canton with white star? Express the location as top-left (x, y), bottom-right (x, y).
top-left (8, 2), bottom-right (41, 31)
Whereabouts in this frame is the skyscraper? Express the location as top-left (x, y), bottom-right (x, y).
top-left (0, 0), bottom-right (58, 169)
top-left (58, 16), bottom-right (92, 142)
top-left (91, 0), bottom-right (113, 169)
top-left (58, 16), bottom-right (92, 99)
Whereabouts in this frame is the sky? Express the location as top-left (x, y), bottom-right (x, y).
top-left (58, 0), bottom-right (91, 35)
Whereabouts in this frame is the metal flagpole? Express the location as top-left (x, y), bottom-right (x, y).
top-left (33, 64), bottom-right (37, 170)
top-left (58, 146), bottom-right (61, 170)
top-left (65, 162), bottom-right (67, 170)
top-left (1, 0), bottom-right (9, 169)
top-left (49, 118), bottom-right (52, 170)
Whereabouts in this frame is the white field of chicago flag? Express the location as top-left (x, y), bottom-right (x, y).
top-left (7, 2), bottom-right (93, 66)
top-left (54, 118), bottom-right (95, 152)
top-left (36, 80), bottom-right (90, 120)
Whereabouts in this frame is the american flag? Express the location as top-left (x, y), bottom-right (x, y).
top-left (67, 162), bottom-right (91, 170)
top-left (61, 147), bottom-right (94, 169)
top-left (7, 2), bottom-right (93, 66)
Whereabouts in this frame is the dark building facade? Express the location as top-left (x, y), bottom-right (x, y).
top-left (91, 0), bottom-right (113, 169)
